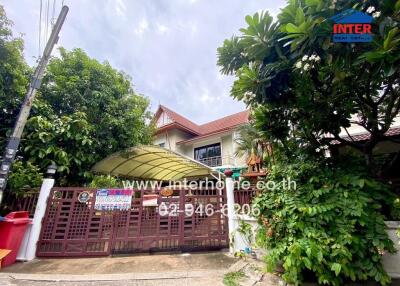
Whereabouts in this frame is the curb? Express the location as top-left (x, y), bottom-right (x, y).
top-left (0, 270), bottom-right (226, 282)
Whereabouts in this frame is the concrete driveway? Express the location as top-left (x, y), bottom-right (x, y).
top-left (0, 252), bottom-right (236, 286)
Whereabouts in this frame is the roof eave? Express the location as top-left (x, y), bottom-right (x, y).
top-left (176, 123), bottom-right (245, 145)
top-left (155, 123), bottom-right (201, 136)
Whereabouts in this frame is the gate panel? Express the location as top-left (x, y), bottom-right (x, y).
top-left (181, 188), bottom-right (228, 251)
top-left (111, 189), bottom-right (183, 253)
top-left (37, 187), bottom-right (228, 257)
top-left (37, 188), bottom-right (112, 257)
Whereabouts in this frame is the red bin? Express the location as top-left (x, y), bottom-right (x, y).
top-left (0, 211), bottom-right (30, 268)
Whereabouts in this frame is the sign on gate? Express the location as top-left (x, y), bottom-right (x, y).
top-left (94, 189), bottom-right (133, 211)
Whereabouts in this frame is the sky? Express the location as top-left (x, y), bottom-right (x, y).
top-left (2, 0), bottom-right (285, 124)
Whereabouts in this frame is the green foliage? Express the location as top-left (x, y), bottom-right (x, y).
top-left (0, 5), bottom-right (30, 149)
top-left (7, 160), bottom-right (43, 197)
top-left (23, 112), bottom-right (95, 185)
top-left (223, 271), bottom-right (246, 286)
top-left (0, 5), bottom-right (154, 189)
top-left (392, 197), bottom-right (400, 220)
top-left (234, 124), bottom-right (262, 158)
top-left (217, 0), bottom-right (400, 170)
top-left (237, 219), bottom-right (253, 245)
top-left (88, 175), bottom-right (121, 189)
top-left (23, 48), bottom-right (154, 185)
top-left (235, 123), bottom-right (275, 168)
top-left (39, 48), bottom-right (154, 157)
top-left (253, 157), bottom-right (396, 285)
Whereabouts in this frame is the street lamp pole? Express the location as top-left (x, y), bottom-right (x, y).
top-left (0, 6), bottom-right (69, 205)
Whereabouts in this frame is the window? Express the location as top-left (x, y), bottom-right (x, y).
top-left (194, 143), bottom-right (221, 167)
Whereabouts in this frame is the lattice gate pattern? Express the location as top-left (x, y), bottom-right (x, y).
top-left (37, 188), bottom-right (228, 257)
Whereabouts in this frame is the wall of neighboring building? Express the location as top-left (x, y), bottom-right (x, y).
top-left (340, 115), bottom-right (400, 137)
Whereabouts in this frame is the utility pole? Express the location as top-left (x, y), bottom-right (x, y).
top-left (0, 6), bottom-right (69, 205)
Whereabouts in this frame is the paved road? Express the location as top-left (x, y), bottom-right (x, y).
top-left (0, 277), bottom-right (224, 286)
top-left (0, 252), bottom-right (234, 286)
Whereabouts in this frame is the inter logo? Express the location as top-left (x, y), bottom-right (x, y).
top-left (331, 9), bottom-right (373, 43)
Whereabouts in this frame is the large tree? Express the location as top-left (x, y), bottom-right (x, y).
top-left (0, 6), bottom-right (153, 187)
top-left (22, 48), bottom-right (154, 185)
top-left (217, 0), bottom-right (400, 175)
top-left (0, 5), bottom-right (30, 150)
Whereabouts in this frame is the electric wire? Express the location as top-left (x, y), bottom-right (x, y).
top-left (38, 0), bottom-right (43, 58)
top-left (45, 0), bottom-right (49, 45)
top-left (51, 0), bottom-right (56, 26)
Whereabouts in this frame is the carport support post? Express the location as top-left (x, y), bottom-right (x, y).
top-left (224, 169), bottom-right (235, 254)
top-left (24, 175), bottom-right (55, 260)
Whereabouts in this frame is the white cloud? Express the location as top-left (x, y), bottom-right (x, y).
top-left (200, 89), bottom-right (215, 103)
top-left (134, 18), bottom-right (149, 36)
top-left (156, 23), bottom-right (169, 34)
top-left (2, 0), bottom-right (287, 123)
top-left (115, 0), bottom-right (127, 17)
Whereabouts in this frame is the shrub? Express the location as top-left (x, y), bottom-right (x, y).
top-left (253, 158), bottom-right (396, 286)
top-left (223, 271), bottom-right (246, 286)
top-left (8, 160), bottom-right (43, 197)
top-left (88, 175), bottom-right (121, 188)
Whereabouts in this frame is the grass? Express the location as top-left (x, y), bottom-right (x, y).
top-left (223, 271), bottom-right (246, 286)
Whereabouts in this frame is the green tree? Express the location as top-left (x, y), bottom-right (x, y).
top-left (38, 48), bottom-right (154, 158)
top-left (218, 1), bottom-right (400, 285)
top-left (22, 112), bottom-right (95, 185)
top-left (234, 123), bottom-right (275, 168)
top-left (217, 0), bottom-right (400, 174)
top-left (7, 160), bottom-right (43, 197)
top-left (20, 48), bottom-right (154, 185)
top-left (0, 6), bottom-right (153, 188)
top-left (0, 5), bottom-right (30, 150)
top-left (253, 157), bottom-right (395, 286)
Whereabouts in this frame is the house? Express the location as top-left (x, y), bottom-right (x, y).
top-left (153, 105), bottom-right (249, 176)
top-left (336, 116), bottom-right (400, 188)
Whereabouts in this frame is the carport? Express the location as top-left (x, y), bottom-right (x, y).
top-left (91, 145), bottom-right (221, 181)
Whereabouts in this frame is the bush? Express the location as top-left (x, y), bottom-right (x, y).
top-left (253, 158), bottom-right (396, 286)
top-left (223, 271), bottom-right (246, 286)
top-left (88, 175), bottom-right (121, 188)
top-left (8, 161), bottom-right (43, 197)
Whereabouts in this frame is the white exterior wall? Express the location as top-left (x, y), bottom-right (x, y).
top-left (221, 134), bottom-right (234, 166)
top-left (154, 128), bottom-right (247, 168)
top-left (154, 129), bottom-right (192, 152)
top-left (339, 115), bottom-right (400, 137)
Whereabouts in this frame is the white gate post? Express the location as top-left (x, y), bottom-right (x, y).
top-left (24, 167), bottom-right (56, 260)
top-left (224, 169), bottom-right (236, 254)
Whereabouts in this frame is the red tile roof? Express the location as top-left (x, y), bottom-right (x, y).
top-left (332, 126), bottom-right (400, 144)
top-left (199, 110), bottom-right (249, 134)
top-left (156, 105), bottom-right (202, 135)
top-left (154, 105), bottom-right (249, 140)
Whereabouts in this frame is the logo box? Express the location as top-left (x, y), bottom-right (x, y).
top-left (331, 9), bottom-right (373, 42)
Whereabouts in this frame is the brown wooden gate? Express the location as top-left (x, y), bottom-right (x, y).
top-left (37, 188), bottom-right (228, 257)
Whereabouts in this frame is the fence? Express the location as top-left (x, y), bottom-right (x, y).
top-left (234, 188), bottom-right (258, 206)
top-left (1, 189), bottom-right (39, 217)
top-left (37, 187), bottom-right (228, 257)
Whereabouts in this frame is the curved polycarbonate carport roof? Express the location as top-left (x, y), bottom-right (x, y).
top-left (92, 145), bottom-right (219, 181)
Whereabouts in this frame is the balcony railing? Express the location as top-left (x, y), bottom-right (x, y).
top-left (198, 156), bottom-right (222, 167)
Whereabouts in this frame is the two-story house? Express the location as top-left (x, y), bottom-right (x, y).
top-left (153, 105), bottom-right (249, 176)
